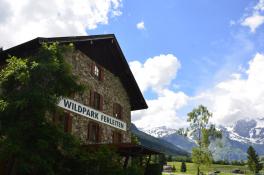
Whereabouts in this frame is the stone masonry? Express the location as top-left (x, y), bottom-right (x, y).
top-left (63, 49), bottom-right (131, 144)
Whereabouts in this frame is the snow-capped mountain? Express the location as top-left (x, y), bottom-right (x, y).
top-left (211, 118), bottom-right (264, 160)
top-left (141, 126), bottom-right (178, 138)
top-left (141, 119), bottom-right (264, 144)
top-left (140, 126), bottom-right (196, 153)
top-left (140, 118), bottom-right (264, 160)
top-left (224, 118), bottom-right (264, 144)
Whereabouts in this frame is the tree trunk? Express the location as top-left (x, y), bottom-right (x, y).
top-left (197, 166), bottom-right (200, 175)
top-left (7, 156), bottom-right (17, 175)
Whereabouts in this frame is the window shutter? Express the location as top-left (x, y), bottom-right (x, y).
top-left (87, 124), bottom-right (89, 140)
top-left (118, 132), bottom-right (122, 143)
top-left (112, 131), bottom-right (114, 143)
top-left (90, 90), bottom-right (94, 107)
top-left (113, 103), bottom-right (116, 117)
top-left (97, 125), bottom-right (101, 143)
top-left (99, 94), bottom-right (103, 111)
top-left (99, 66), bottom-right (104, 81)
top-left (64, 114), bottom-right (67, 133)
top-left (120, 106), bottom-right (123, 120)
top-left (87, 123), bottom-right (91, 140)
top-left (64, 113), bottom-right (72, 133)
top-left (90, 62), bottom-right (95, 76)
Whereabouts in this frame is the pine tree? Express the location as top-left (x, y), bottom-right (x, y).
top-left (247, 146), bottom-right (263, 174)
top-left (181, 162), bottom-right (187, 172)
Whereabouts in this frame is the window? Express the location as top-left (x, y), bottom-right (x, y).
top-left (87, 122), bottom-right (100, 143)
top-left (113, 103), bottom-right (122, 119)
top-left (94, 64), bottom-right (100, 77)
top-left (112, 131), bottom-right (122, 144)
top-left (90, 91), bottom-right (103, 111)
top-left (91, 62), bottom-right (104, 81)
top-left (64, 113), bottom-right (72, 133)
top-left (53, 112), bottom-right (72, 133)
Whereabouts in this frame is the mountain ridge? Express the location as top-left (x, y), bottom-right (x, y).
top-left (130, 123), bottom-right (189, 156)
top-left (140, 119), bottom-right (264, 160)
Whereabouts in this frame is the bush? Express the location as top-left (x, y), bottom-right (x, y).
top-left (172, 165), bottom-right (176, 172)
top-left (145, 163), bottom-right (162, 175)
top-left (125, 165), bottom-right (144, 175)
top-left (181, 162), bottom-right (187, 172)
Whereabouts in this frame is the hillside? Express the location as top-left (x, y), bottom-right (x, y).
top-left (161, 133), bottom-right (196, 153)
top-left (130, 123), bottom-right (189, 156)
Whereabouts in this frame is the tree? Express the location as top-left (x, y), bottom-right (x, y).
top-left (180, 162), bottom-right (187, 172)
top-left (0, 43), bottom-right (125, 175)
top-left (176, 128), bottom-right (189, 137)
top-left (159, 154), bottom-right (167, 165)
top-left (247, 146), bottom-right (263, 174)
top-left (187, 105), bottom-right (221, 175)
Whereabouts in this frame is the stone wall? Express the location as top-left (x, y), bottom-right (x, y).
top-left (64, 49), bottom-right (132, 144)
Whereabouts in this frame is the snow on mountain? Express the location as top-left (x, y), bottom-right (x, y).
top-left (139, 118), bottom-right (264, 160)
top-left (223, 119), bottom-right (264, 144)
top-left (140, 126), bottom-right (178, 138)
top-left (142, 119), bottom-right (264, 144)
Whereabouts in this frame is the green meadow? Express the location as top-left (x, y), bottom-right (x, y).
top-left (163, 162), bottom-right (264, 175)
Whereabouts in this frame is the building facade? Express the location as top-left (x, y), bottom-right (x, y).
top-left (62, 49), bottom-right (132, 144)
top-left (0, 34), bottom-right (148, 146)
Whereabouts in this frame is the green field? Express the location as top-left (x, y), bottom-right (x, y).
top-left (163, 162), bottom-right (264, 175)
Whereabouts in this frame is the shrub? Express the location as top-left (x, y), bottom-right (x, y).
top-left (181, 162), bottom-right (187, 172)
top-left (172, 165), bottom-right (176, 172)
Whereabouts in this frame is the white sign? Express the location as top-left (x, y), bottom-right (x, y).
top-left (57, 98), bottom-right (126, 131)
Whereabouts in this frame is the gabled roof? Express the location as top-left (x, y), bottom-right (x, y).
top-left (0, 34), bottom-right (147, 111)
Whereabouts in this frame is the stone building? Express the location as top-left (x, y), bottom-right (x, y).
top-left (0, 34), bottom-right (148, 146)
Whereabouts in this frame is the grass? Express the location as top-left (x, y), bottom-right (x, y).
top-left (162, 162), bottom-right (264, 175)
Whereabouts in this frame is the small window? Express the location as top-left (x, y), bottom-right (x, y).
top-left (91, 63), bottom-right (104, 81)
top-left (94, 64), bottom-right (100, 77)
top-left (90, 91), bottom-right (103, 111)
top-left (113, 103), bottom-right (122, 119)
top-left (87, 122), bottom-right (100, 143)
top-left (112, 131), bottom-right (122, 144)
top-left (54, 112), bottom-right (72, 133)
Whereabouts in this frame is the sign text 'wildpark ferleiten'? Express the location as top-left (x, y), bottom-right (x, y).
top-left (57, 98), bottom-right (126, 131)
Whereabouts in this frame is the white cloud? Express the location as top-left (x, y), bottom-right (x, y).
top-left (0, 0), bottom-right (12, 24)
top-left (241, 14), bottom-right (264, 32)
top-left (136, 21), bottom-right (145, 30)
top-left (241, 0), bottom-right (264, 32)
top-left (0, 0), bottom-right (122, 49)
top-left (131, 52), bottom-right (264, 129)
top-left (254, 0), bottom-right (264, 11)
top-left (132, 89), bottom-right (189, 129)
top-left (193, 53), bottom-right (264, 126)
top-left (129, 54), bottom-right (181, 93)
top-left (130, 54), bottom-right (188, 129)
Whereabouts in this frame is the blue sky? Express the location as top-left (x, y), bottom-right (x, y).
top-left (90, 0), bottom-right (264, 129)
top-left (1, 0), bottom-right (264, 129)
top-left (89, 0), bottom-right (263, 96)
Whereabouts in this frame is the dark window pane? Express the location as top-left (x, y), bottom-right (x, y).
top-left (113, 103), bottom-right (122, 119)
top-left (112, 131), bottom-right (122, 144)
top-left (94, 92), bottom-right (101, 110)
top-left (87, 122), bottom-right (100, 143)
